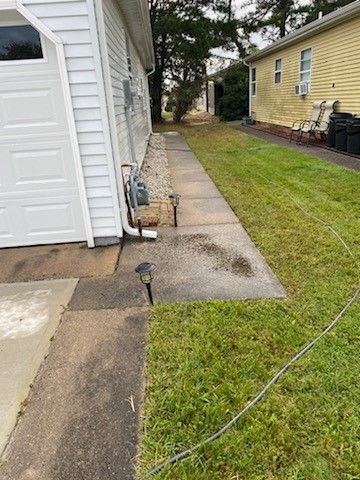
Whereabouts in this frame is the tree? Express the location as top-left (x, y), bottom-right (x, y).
top-left (245, 0), bottom-right (356, 41)
top-left (304, 0), bottom-right (356, 24)
top-left (244, 0), bottom-right (306, 40)
top-left (217, 63), bottom-right (249, 121)
top-left (149, 0), bottom-right (240, 123)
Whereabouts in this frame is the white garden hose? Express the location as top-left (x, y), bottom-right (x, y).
top-left (142, 172), bottom-right (360, 478)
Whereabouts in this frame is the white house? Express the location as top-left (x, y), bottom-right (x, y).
top-left (0, 0), bottom-right (155, 248)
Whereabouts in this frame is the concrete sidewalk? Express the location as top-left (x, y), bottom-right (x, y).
top-left (70, 132), bottom-right (284, 309)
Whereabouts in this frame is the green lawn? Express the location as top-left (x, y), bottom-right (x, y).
top-left (139, 122), bottom-right (360, 479)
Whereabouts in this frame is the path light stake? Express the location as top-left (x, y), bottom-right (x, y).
top-left (135, 262), bottom-right (157, 305)
top-left (169, 193), bottom-right (181, 227)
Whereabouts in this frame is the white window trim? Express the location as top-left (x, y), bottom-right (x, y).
top-left (251, 67), bottom-right (256, 97)
top-left (299, 47), bottom-right (312, 88)
top-left (0, 21), bottom-right (47, 65)
top-left (2, 0), bottom-right (95, 247)
top-left (274, 58), bottom-right (282, 85)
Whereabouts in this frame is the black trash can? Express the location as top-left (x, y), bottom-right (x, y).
top-left (347, 119), bottom-right (360, 155)
top-left (326, 112), bottom-right (353, 148)
top-left (335, 120), bottom-right (349, 151)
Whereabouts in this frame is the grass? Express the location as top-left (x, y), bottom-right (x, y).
top-left (139, 121), bottom-right (360, 479)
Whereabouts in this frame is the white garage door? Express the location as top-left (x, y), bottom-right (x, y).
top-left (0, 12), bottom-right (86, 247)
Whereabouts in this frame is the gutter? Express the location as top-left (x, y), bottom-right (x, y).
top-left (136, 0), bottom-right (155, 69)
top-left (245, 0), bottom-right (360, 62)
top-left (119, 0), bottom-right (155, 70)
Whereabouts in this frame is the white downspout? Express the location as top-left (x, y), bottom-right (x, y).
top-left (243, 59), bottom-right (252, 117)
top-left (248, 62), bottom-right (252, 117)
top-left (145, 66), bottom-right (155, 135)
top-left (94, 0), bottom-right (157, 239)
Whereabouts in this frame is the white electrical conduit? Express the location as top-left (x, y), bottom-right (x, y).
top-left (142, 172), bottom-right (360, 478)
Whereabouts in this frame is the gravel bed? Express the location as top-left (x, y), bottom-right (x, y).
top-left (141, 134), bottom-right (172, 200)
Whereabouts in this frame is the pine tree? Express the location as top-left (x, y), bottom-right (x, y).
top-left (304, 0), bottom-right (356, 24)
top-left (244, 0), bottom-right (306, 40)
top-left (245, 0), bottom-right (357, 41)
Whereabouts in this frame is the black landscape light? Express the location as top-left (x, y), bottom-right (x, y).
top-left (169, 193), bottom-right (181, 227)
top-left (135, 262), bottom-right (157, 305)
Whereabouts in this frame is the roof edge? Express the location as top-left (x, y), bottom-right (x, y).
top-left (118, 0), bottom-right (155, 70)
top-left (245, 0), bottom-right (360, 63)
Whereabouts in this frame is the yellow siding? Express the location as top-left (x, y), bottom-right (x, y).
top-left (251, 16), bottom-right (360, 127)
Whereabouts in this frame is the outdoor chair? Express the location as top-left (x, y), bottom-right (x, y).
top-left (298, 99), bottom-right (339, 146)
top-left (289, 100), bottom-right (325, 143)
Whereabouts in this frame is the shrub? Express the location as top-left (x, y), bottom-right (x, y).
top-left (218, 63), bottom-right (249, 121)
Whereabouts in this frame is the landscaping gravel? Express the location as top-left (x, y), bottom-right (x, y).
top-left (141, 134), bottom-right (172, 200)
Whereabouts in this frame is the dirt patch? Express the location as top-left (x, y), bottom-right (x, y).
top-left (182, 233), bottom-right (253, 277)
top-left (231, 257), bottom-right (253, 276)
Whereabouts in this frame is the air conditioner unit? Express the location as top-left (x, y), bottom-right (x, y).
top-left (295, 82), bottom-right (309, 96)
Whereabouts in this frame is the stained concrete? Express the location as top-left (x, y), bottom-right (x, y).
top-left (0, 242), bottom-right (120, 283)
top-left (0, 308), bottom-right (147, 480)
top-left (0, 279), bottom-right (77, 454)
top-left (70, 225), bottom-right (285, 310)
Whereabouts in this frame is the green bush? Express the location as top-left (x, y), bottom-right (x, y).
top-left (218, 63), bottom-right (249, 121)
top-left (165, 95), bottom-right (176, 112)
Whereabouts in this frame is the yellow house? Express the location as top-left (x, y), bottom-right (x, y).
top-left (245, 1), bottom-right (360, 129)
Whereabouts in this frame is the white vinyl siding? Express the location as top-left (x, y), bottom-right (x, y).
top-left (102, 0), bottom-right (151, 166)
top-left (22, 0), bottom-right (119, 238)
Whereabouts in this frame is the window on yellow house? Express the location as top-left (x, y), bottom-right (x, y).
top-left (300, 48), bottom-right (312, 84)
top-left (274, 58), bottom-right (282, 84)
top-left (251, 67), bottom-right (256, 96)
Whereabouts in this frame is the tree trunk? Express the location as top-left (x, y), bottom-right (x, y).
top-left (150, 67), bottom-right (163, 124)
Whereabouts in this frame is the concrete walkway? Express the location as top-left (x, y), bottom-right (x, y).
top-left (70, 132), bottom-right (284, 309)
top-left (230, 123), bottom-right (360, 171)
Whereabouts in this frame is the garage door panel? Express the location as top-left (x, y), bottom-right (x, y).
top-left (0, 80), bottom-right (68, 135)
top-left (0, 205), bottom-right (15, 240)
top-left (11, 147), bottom-right (67, 187)
top-left (0, 140), bottom-right (78, 194)
top-left (0, 196), bottom-right (85, 246)
top-left (22, 199), bottom-right (79, 236)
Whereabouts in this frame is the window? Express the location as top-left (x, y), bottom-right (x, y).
top-left (0, 25), bottom-right (43, 61)
top-left (274, 58), bottom-right (282, 84)
top-left (300, 48), bottom-right (312, 84)
top-left (251, 67), bottom-right (256, 96)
